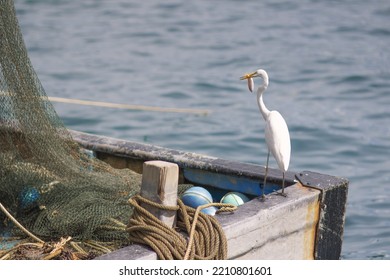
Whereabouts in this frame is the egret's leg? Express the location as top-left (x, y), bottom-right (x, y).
top-left (278, 172), bottom-right (287, 197)
top-left (261, 151), bottom-right (270, 200)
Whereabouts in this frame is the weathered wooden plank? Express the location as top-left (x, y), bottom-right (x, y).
top-left (95, 152), bottom-right (187, 183)
top-left (296, 171), bottom-right (349, 260)
top-left (70, 130), bottom-right (296, 187)
top-left (140, 161), bottom-right (179, 228)
top-left (215, 183), bottom-right (320, 259)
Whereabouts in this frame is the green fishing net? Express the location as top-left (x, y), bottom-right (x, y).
top-left (0, 0), bottom-right (176, 258)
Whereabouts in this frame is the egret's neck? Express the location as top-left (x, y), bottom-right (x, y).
top-left (257, 84), bottom-right (270, 121)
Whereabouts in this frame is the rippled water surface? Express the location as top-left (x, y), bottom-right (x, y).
top-left (14, 0), bottom-right (390, 259)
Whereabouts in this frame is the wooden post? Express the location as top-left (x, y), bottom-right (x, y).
top-left (140, 160), bottom-right (179, 228)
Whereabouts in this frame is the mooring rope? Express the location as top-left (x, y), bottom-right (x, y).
top-left (47, 96), bottom-right (210, 115)
top-left (127, 194), bottom-right (237, 260)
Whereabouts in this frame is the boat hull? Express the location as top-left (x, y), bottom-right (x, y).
top-left (70, 130), bottom-right (348, 260)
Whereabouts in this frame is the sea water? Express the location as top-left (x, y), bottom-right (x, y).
top-left (15, 0), bottom-right (390, 259)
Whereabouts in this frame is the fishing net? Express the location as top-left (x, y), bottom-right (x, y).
top-left (0, 0), bottom-right (182, 258)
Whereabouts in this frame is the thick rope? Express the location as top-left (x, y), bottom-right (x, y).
top-left (127, 194), bottom-right (237, 260)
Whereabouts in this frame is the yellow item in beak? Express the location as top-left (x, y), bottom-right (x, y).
top-left (240, 72), bottom-right (256, 92)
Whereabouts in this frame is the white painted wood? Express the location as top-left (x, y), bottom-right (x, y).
top-left (222, 183), bottom-right (320, 259)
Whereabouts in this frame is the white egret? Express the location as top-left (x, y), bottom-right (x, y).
top-left (240, 69), bottom-right (291, 198)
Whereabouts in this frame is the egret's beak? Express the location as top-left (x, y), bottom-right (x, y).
top-left (240, 71), bottom-right (257, 80)
top-left (241, 71), bottom-right (256, 93)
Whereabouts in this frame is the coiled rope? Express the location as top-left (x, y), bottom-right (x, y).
top-left (127, 194), bottom-right (237, 260)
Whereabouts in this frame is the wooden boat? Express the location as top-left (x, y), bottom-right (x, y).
top-left (1, 0), bottom-right (348, 259)
top-left (70, 130), bottom-right (349, 260)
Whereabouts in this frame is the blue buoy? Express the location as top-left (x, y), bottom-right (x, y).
top-left (201, 206), bottom-right (218, 216)
top-left (181, 186), bottom-right (216, 215)
top-left (19, 186), bottom-right (40, 210)
top-left (80, 148), bottom-right (96, 171)
top-left (220, 191), bottom-right (250, 206)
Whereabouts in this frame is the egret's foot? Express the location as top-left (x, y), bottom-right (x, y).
top-left (259, 194), bottom-right (266, 202)
top-left (277, 191), bottom-right (287, 197)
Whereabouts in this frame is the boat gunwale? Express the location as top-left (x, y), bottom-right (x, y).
top-left (69, 130), bottom-right (297, 186)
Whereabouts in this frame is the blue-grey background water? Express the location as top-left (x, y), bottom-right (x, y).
top-left (13, 0), bottom-right (390, 259)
